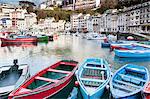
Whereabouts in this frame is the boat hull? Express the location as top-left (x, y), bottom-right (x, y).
top-left (110, 64), bottom-right (149, 99)
top-left (9, 61), bottom-right (78, 99)
top-left (80, 85), bottom-right (105, 99)
top-left (143, 93), bottom-right (150, 99)
top-left (115, 50), bottom-right (150, 58)
top-left (9, 74), bottom-right (74, 99)
top-left (0, 64), bottom-right (29, 98)
top-left (76, 58), bottom-right (111, 99)
top-left (143, 82), bottom-right (150, 99)
top-left (37, 36), bottom-right (49, 42)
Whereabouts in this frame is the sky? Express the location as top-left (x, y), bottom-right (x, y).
top-left (0, 0), bottom-right (44, 5)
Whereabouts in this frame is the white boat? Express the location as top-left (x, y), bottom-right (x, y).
top-left (86, 33), bottom-right (106, 40)
top-left (0, 63), bottom-right (29, 97)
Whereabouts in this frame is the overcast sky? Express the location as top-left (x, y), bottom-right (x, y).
top-left (0, 0), bottom-right (44, 5)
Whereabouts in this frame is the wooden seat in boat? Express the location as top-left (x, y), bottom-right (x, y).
top-left (84, 66), bottom-right (107, 70)
top-left (83, 81), bottom-right (100, 87)
top-left (118, 73), bottom-right (146, 85)
top-left (113, 83), bottom-right (133, 92)
top-left (125, 66), bottom-right (146, 75)
top-left (113, 79), bottom-right (141, 89)
top-left (19, 88), bottom-right (32, 93)
top-left (47, 68), bottom-right (71, 74)
top-left (81, 77), bottom-right (104, 82)
top-left (35, 76), bottom-right (59, 83)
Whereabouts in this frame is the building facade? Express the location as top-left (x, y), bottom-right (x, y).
top-left (140, 2), bottom-right (150, 34)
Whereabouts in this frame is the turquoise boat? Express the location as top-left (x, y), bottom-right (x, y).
top-left (114, 49), bottom-right (150, 58)
top-left (76, 58), bottom-right (111, 99)
top-left (110, 64), bottom-right (149, 99)
top-left (37, 35), bottom-right (49, 42)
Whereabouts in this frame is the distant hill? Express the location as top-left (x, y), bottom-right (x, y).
top-left (0, 0), bottom-right (43, 5)
top-left (98, 0), bottom-right (149, 13)
top-left (118, 0), bottom-right (149, 7)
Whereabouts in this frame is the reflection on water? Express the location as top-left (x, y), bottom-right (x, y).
top-left (0, 35), bottom-right (150, 98)
top-left (1, 42), bottom-right (37, 47)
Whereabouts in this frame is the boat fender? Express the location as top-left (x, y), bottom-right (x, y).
top-left (75, 81), bottom-right (79, 87)
top-left (101, 71), bottom-right (105, 80)
top-left (106, 85), bottom-right (110, 90)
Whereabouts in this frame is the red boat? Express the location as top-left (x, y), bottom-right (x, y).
top-left (9, 60), bottom-right (78, 99)
top-left (1, 36), bottom-right (37, 43)
top-left (143, 81), bottom-right (150, 99)
top-left (110, 44), bottom-right (130, 51)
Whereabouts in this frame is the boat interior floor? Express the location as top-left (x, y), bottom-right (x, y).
top-left (0, 71), bottom-right (21, 87)
top-left (85, 86), bottom-right (97, 93)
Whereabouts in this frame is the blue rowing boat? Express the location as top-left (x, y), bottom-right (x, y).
top-left (110, 64), bottom-right (149, 99)
top-left (114, 49), bottom-right (150, 58)
top-left (76, 58), bottom-right (111, 99)
top-left (101, 41), bottom-right (123, 48)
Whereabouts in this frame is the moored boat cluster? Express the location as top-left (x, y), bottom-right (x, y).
top-left (0, 33), bottom-right (150, 99)
top-left (0, 57), bottom-right (150, 99)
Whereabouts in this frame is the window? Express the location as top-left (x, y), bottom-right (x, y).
top-left (147, 14), bottom-right (150, 18)
top-left (142, 26), bottom-right (145, 31)
top-left (136, 16), bottom-right (139, 19)
top-left (131, 12), bottom-right (134, 15)
top-left (147, 26), bottom-right (150, 31)
top-left (147, 8), bottom-right (149, 12)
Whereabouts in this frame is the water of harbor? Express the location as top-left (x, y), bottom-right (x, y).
top-left (0, 35), bottom-right (150, 98)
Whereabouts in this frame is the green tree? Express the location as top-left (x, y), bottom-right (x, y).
top-left (27, 5), bottom-right (34, 13)
top-left (37, 10), bottom-right (47, 21)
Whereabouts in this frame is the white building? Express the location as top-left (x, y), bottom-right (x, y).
top-left (25, 13), bottom-right (37, 29)
top-left (40, 3), bottom-right (47, 9)
top-left (99, 14), bottom-right (106, 32)
top-left (86, 16), bottom-right (93, 32)
top-left (96, 0), bottom-right (100, 7)
top-left (51, 20), bottom-right (66, 32)
top-left (111, 10), bottom-right (118, 33)
top-left (64, 22), bottom-right (71, 31)
top-left (17, 19), bottom-right (26, 30)
top-left (1, 18), bottom-right (12, 28)
top-left (92, 15), bottom-right (101, 33)
top-left (71, 13), bottom-right (101, 33)
top-left (117, 10), bottom-right (127, 33)
top-left (37, 17), bottom-right (65, 32)
top-left (71, 13), bottom-right (81, 31)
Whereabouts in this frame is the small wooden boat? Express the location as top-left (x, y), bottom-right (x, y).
top-left (37, 35), bottom-right (49, 42)
top-left (101, 42), bottom-right (111, 48)
top-left (143, 81), bottom-right (150, 99)
top-left (111, 43), bottom-right (150, 51)
top-left (114, 49), bottom-right (150, 58)
top-left (86, 33), bottom-right (106, 40)
top-left (76, 58), bottom-right (111, 99)
top-left (101, 41), bottom-right (123, 48)
top-left (9, 60), bottom-right (78, 99)
top-left (0, 63), bottom-right (29, 97)
top-left (1, 35), bottom-right (37, 43)
top-left (110, 64), bottom-right (149, 98)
